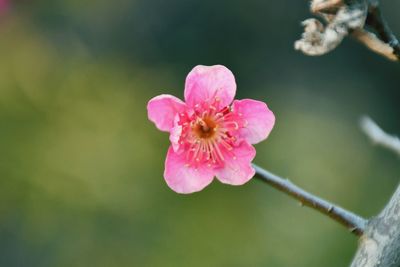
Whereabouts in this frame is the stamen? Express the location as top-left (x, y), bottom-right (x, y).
top-left (191, 142), bottom-right (201, 162)
top-left (196, 142), bottom-right (204, 162)
top-left (214, 113), bottom-right (224, 120)
top-left (183, 101), bottom-right (241, 167)
top-left (220, 139), bottom-right (233, 150)
top-left (224, 121), bottom-right (239, 130)
top-left (212, 141), bottom-right (224, 162)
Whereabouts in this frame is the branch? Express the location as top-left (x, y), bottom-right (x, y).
top-left (295, 0), bottom-right (400, 61)
top-left (352, 29), bottom-right (398, 61)
top-left (295, 1), bottom-right (368, 56)
top-left (253, 163), bottom-right (367, 236)
top-left (364, 2), bottom-right (400, 59)
top-left (360, 116), bottom-right (400, 156)
top-left (350, 117), bottom-right (400, 266)
top-left (351, 184), bottom-right (400, 267)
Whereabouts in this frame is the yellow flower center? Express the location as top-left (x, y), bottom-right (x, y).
top-left (193, 117), bottom-right (217, 139)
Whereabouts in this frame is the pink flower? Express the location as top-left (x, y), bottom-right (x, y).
top-left (147, 65), bottom-right (275, 194)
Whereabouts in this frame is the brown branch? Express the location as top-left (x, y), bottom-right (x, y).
top-left (352, 29), bottom-right (398, 61)
top-left (253, 164), bottom-right (367, 236)
top-left (296, 0), bottom-right (400, 61)
top-left (365, 2), bottom-right (400, 59)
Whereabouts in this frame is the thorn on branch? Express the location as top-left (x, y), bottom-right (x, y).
top-left (328, 205), bottom-right (334, 213)
top-left (253, 164), bottom-right (367, 236)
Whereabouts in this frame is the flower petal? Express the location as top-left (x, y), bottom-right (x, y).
top-left (164, 146), bottom-right (214, 194)
top-left (184, 65), bottom-right (236, 108)
top-left (215, 141), bottom-right (256, 185)
top-left (232, 99), bottom-right (275, 144)
top-left (147, 94), bottom-right (186, 132)
top-left (169, 123), bottom-right (183, 152)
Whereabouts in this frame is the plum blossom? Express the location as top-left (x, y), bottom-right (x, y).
top-left (147, 65), bottom-right (275, 194)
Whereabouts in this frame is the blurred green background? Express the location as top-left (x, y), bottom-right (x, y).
top-left (1, 1), bottom-right (399, 266)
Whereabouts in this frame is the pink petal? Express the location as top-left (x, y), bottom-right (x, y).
top-left (184, 65), bottom-right (236, 108)
top-left (169, 123), bottom-right (183, 152)
top-left (232, 99), bottom-right (275, 144)
top-left (164, 146), bottom-right (215, 194)
top-left (147, 94), bottom-right (186, 132)
top-left (215, 141), bottom-right (256, 185)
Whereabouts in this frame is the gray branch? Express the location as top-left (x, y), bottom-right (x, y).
top-left (350, 118), bottom-right (400, 266)
top-left (361, 116), bottom-right (400, 156)
top-left (254, 117), bottom-right (400, 266)
top-left (351, 185), bottom-right (400, 267)
top-left (253, 164), bottom-right (367, 236)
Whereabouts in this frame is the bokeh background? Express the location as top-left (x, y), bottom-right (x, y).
top-left (1, 1), bottom-right (399, 266)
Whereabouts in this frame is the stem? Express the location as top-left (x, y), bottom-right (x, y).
top-left (252, 164), bottom-right (367, 236)
top-left (366, 3), bottom-right (400, 59)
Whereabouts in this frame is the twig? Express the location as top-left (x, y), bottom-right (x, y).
top-left (353, 2), bottom-right (400, 61)
top-left (365, 2), bottom-right (400, 59)
top-left (295, 1), bottom-right (368, 57)
top-left (295, 0), bottom-right (368, 57)
top-left (253, 164), bottom-right (367, 236)
top-left (295, 0), bottom-right (400, 61)
top-left (360, 116), bottom-right (400, 156)
top-left (352, 29), bottom-right (398, 61)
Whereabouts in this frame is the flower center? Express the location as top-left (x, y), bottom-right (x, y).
top-left (177, 99), bottom-right (245, 168)
top-left (193, 117), bottom-right (217, 139)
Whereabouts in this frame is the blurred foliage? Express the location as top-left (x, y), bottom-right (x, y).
top-left (0, 1), bottom-right (399, 267)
